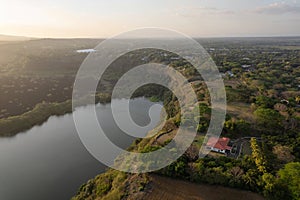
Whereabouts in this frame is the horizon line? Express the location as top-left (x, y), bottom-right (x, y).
top-left (1, 33), bottom-right (300, 40)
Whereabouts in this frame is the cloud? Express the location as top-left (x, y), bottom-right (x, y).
top-left (175, 6), bottom-right (235, 18)
top-left (252, 2), bottom-right (300, 15)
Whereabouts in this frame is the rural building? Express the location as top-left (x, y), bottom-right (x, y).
top-left (206, 137), bottom-right (232, 154)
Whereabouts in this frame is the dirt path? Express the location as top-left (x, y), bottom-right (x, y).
top-left (142, 175), bottom-right (264, 200)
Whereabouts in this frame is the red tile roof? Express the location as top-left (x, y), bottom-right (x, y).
top-left (206, 137), bottom-right (232, 151)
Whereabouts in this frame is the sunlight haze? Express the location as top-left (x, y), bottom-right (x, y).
top-left (0, 0), bottom-right (299, 38)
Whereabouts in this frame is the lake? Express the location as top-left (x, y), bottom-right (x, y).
top-left (0, 98), bottom-right (162, 200)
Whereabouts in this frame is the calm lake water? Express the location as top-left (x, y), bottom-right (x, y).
top-left (0, 98), bottom-right (162, 200)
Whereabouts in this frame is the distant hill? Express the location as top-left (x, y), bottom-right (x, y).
top-left (0, 34), bottom-right (32, 41)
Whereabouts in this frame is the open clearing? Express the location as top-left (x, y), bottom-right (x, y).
top-left (226, 102), bottom-right (254, 122)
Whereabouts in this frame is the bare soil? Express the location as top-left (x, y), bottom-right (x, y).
top-left (142, 175), bottom-right (264, 200)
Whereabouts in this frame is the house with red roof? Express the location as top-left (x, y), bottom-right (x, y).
top-left (205, 137), bottom-right (232, 154)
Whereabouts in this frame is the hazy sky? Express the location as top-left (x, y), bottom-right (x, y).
top-left (0, 0), bottom-right (299, 38)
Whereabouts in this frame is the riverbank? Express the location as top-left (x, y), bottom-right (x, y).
top-left (0, 100), bottom-right (72, 137)
top-left (0, 92), bottom-right (112, 137)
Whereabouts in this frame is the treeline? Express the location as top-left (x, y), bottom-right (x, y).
top-left (0, 100), bottom-right (72, 136)
top-left (157, 138), bottom-right (299, 200)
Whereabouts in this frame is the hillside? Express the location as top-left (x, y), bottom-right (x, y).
top-left (0, 34), bottom-right (32, 41)
top-left (71, 37), bottom-right (300, 200)
top-left (0, 37), bottom-right (298, 199)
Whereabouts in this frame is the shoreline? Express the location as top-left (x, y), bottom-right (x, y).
top-left (0, 100), bottom-right (73, 137)
top-left (0, 93), bottom-right (112, 137)
top-left (0, 94), bottom-right (158, 137)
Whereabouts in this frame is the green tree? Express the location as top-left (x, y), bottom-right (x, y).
top-left (242, 169), bottom-right (259, 191)
top-left (278, 162), bottom-right (300, 200)
top-left (254, 108), bottom-right (284, 133)
top-left (255, 95), bottom-right (276, 108)
top-left (261, 173), bottom-right (275, 198)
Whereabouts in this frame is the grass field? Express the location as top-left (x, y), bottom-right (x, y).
top-left (226, 102), bottom-right (254, 122)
